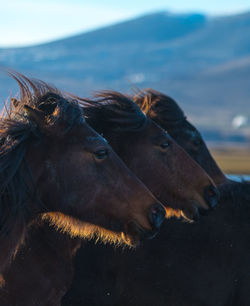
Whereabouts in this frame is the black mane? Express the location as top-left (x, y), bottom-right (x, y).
top-left (0, 72), bottom-right (83, 237)
top-left (76, 91), bottom-right (147, 134)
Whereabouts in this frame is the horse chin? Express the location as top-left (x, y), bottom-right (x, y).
top-left (180, 206), bottom-right (199, 223)
top-left (182, 202), bottom-right (212, 222)
top-left (122, 222), bottom-right (160, 247)
top-left (121, 232), bottom-right (139, 248)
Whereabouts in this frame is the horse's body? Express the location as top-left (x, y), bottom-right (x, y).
top-left (62, 90), bottom-right (250, 306)
top-left (63, 181), bottom-right (250, 306)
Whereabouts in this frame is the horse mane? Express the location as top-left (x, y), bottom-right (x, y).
top-left (74, 91), bottom-right (147, 134)
top-left (133, 89), bottom-right (186, 126)
top-left (0, 72), bottom-right (83, 239)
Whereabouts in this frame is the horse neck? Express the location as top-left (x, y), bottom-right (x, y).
top-left (29, 221), bottom-right (81, 259)
top-left (0, 217), bottom-right (26, 275)
top-left (1, 222), bottom-right (81, 305)
top-left (0, 145), bottom-right (44, 275)
top-left (219, 180), bottom-right (250, 206)
top-left (0, 185), bottom-right (49, 277)
top-left (218, 180), bottom-right (250, 224)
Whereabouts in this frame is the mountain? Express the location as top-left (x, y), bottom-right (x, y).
top-left (0, 11), bottom-right (250, 144)
top-left (46, 12), bottom-right (207, 47)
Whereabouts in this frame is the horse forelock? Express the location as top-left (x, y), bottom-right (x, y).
top-left (5, 71), bottom-right (84, 128)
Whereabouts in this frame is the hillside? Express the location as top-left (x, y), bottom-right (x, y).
top-left (0, 11), bottom-right (250, 144)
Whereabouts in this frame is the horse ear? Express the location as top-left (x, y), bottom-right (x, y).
top-left (23, 105), bottom-right (45, 127)
top-left (11, 98), bottom-right (20, 108)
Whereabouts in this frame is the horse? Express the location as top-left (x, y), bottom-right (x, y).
top-left (122, 89), bottom-right (250, 306)
top-left (9, 89), bottom-right (218, 220)
top-left (79, 91), bottom-right (219, 220)
top-left (0, 74), bottom-right (166, 276)
top-left (61, 91), bottom-right (220, 305)
top-left (0, 87), bottom-right (218, 305)
top-left (62, 90), bottom-right (250, 306)
top-left (133, 88), bottom-right (227, 186)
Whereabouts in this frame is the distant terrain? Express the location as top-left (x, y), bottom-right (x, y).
top-left (0, 11), bottom-right (250, 145)
top-left (212, 147), bottom-right (250, 174)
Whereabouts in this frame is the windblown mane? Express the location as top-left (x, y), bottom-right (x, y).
top-left (75, 91), bottom-right (147, 134)
top-left (0, 72), bottom-right (83, 239)
top-left (133, 89), bottom-right (186, 127)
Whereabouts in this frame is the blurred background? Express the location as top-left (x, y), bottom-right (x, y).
top-left (0, 0), bottom-right (250, 175)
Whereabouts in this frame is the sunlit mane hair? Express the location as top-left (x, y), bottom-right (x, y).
top-left (0, 72), bottom-right (83, 239)
top-left (74, 91), bottom-right (147, 134)
top-left (42, 212), bottom-right (133, 248)
top-left (133, 89), bottom-right (186, 127)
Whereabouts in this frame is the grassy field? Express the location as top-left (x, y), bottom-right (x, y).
top-left (211, 147), bottom-right (250, 174)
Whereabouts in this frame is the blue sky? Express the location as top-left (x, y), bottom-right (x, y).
top-left (1, 0), bottom-right (250, 47)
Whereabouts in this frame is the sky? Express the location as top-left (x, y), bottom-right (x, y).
top-left (1, 0), bottom-right (250, 48)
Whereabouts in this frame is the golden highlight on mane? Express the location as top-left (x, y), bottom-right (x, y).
top-left (134, 88), bottom-right (186, 124)
top-left (42, 213), bottom-right (133, 248)
top-left (132, 89), bottom-right (153, 114)
top-left (138, 93), bottom-right (152, 114)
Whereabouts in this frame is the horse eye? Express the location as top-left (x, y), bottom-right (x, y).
top-left (160, 142), bottom-right (170, 149)
top-left (94, 149), bottom-right (109, 160)
top-left (193, 138), bottom-right (203, 146)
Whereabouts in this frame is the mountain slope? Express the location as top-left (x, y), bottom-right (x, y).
top-left (0, 11), bottom-right (250, 141)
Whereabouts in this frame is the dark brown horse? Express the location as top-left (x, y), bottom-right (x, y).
top-left (0, 75), bottom-right (165, 275)
top-left (79, 91), bottom-right (218, 220)
top-left (134, 89), bottom-right (227, 186)
top-left (62, 91), bottom-right (250, 306)
top-left (61, 92), bottom-right (219, 304)
top-left (0, 88), bottom-right (218, 305)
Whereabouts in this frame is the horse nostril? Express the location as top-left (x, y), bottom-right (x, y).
top-left (149, 204), bottom-right (166, 230)
top-left (204, 185), bottom-right (219, 209)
